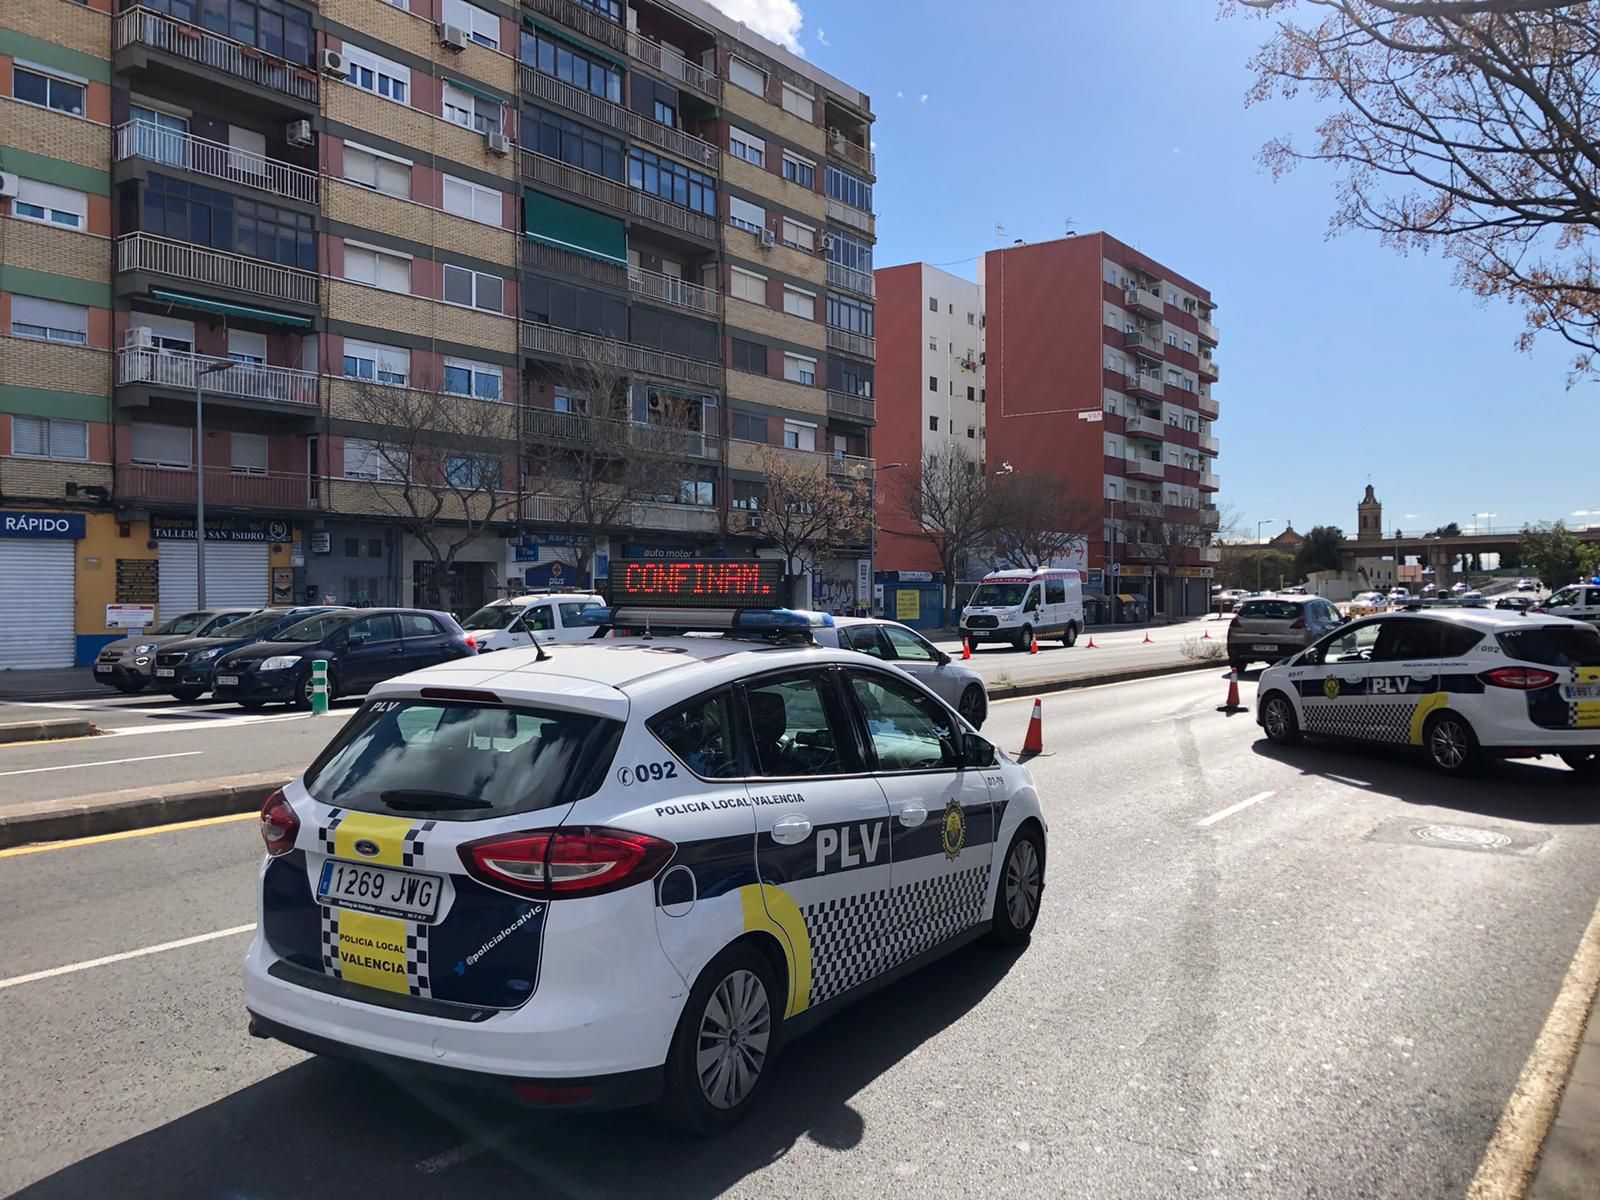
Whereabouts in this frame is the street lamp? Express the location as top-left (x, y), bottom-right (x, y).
top-left (194, 357), bottom-right (236, 609)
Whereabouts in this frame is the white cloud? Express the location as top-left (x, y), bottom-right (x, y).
top-left (919, 93), bottom-right (929, 103)
top-left (816, 27), bottom-right (829, 45)
top-left (1575, 509), bottom-right (1596, 517)
top-left (896, 89), bottom-right (904, 99)
top-left (703, 0), bottom-right (805, 54)
top-left (1404, 513), bottom-right (1421, 520)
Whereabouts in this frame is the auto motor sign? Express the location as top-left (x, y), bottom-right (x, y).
top-left (0, 511), bottom-right (86, 540)
top-left (611, 559), bottom-right (783, 609)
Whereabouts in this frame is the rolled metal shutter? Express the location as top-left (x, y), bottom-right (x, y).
top-left (157, 542), bottom-right (270, 616)
top-left (0, 541), bottom-right (76, 668)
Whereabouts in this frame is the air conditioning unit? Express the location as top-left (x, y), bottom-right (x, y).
top-left (124, 326), bottom-right (155, 350)
top-left (437, 22), bottom-right (467, 50)
top-left (745, 513), bottom-right (763, 530)
top-left (320, 49), bottom-right (348, 78)
top-left (284, 119), bottom-right (313, 147)
top-left (0, 172), bottom-right (18, 199)
top-left (759, 227), bottom-right (776, 249)
top-left (818, 233), bottom-right (833, 254)
top-left (485, 130), bottom-right (511, 156)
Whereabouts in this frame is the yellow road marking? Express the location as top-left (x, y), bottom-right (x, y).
top-left (0, 811), bottom-right (257, 859)
top-left (1466, 889), bottom-right (1600, 1199)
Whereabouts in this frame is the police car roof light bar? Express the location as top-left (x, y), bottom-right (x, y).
top-left (578, 606), bottom-right (833, 642)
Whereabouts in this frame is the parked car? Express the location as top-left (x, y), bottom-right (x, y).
top-left (460, 591), bottom-right (605, 652)
top-left (1280, 585), bottom-right (1309, 596)
top-left (93, 608), bottom-right (259, 694)
top-left (1495, 595), bottom-right (1537, 613)
top-left (151, 607), bottom-right (337, 701)
top-left (1216, 588), bottom-right (1250, 613)
top-left (813, 616), bottom-right (990, 728)
top-left (212, 608), bottom-right (474, 709)
top-left (1451, 581), bottom-right (1470, 594)
top-left (1516, 578), bottom-right (1543, 592)
top-left (1228, 596), bottom-right (1347, 671)
top-left (1388, 587), bottom-right (1413, 601)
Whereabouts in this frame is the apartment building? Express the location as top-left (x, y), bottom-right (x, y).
top-left (0, 0), bottom-right (875, 667)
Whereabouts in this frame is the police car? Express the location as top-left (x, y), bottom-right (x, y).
top-left (244, 560), bottom-right (1047, 1133)
top-left (1255, 607), bottom-right (1600, 776)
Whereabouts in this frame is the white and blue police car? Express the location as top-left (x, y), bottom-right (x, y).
top-left (244, 561), bottom-right (1047, 1133)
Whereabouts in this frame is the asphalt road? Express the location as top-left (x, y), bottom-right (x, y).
top-left (3, 670), bottom-right (1598, 1198)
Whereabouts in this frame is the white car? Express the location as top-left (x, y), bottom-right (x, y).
top-left (1255, 608), bottom-right (1600, 776)
top-left (460, 592), bottom-right (605, 651)
top-left (1388, 587), bottom-right (1412, 601)
top-left (1542, 582), bottom-right (1600, 626)
top-left (244, 609), bottom-right (1047, 1133)
top-left (1348, 592), bottom-right (1390, 617)
top-left (814, 617), bottom-right (989, 728)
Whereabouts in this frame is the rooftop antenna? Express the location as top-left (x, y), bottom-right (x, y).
top-left (532, 635), bottom-right (551, 663)
top-left (642, 611), bottom-right (654, 641)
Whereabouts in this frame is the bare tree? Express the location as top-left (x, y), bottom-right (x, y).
top-left (1227, 0), bottom-right (1600, 376)
top-left (753, 446), bottom-right (872, 605)
top-left (988, 473), bottom-right (1098, 571)
top-left (883, 447), bottom-right (995, 625)
top-left (1138, 504), bottom-right (1229, 622)
top-left (342, 370), bottom-right (522, 609)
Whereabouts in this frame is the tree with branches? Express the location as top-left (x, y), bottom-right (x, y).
top-left (342, 370), bottom-right (522, 610)
top-left (753, 446), bottom-right (872, 606)
top-left (1145, 505), bottom-right (1228, 621)
top-left (988, 473), bottom-right (1098, 572)
top-left (1228, 0), bottom-right (1600, 376)
top-left (884, 447), bottom-right (996, 625)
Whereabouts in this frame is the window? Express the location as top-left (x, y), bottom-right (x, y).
top-left (343, 438), bottom-right (406, 482)
top-left (929, 376), bottom-right (938, 393)
top-left (781, 82), bottom-right (814, 122)
top-left (828, 293), bottom-right (874, 337)
top-left (131, 422), bottom-right (193, 469)
top-left (730, 410), bottom-right (767, 442)
top-left (443, 84), bottom-right (501, 135)
top-left (729, 57), bottom-right (766, 96)
top-left (966, 386), bottom-right (976, 402)
top-left (827, 229), bottom-right (872, 273)
top-left (13, 66), bottom-right (85, 117)
top-left (228, 329), bottom-right (267, 364)
top-left (728, 196), bottom-right (765, 235)
top-left (139, 175), bottom-right (315, 268)
top-left (522, 105), bottom-right (624, 181)
top-left (649, 690), bottom-right (741, 778)
top-left (344, 243), bottom-right (411, 293)
top-left (929, 296), bottom-right (938, 312)
top-left (1167, 332), bottom-right (1178, 347)
top-left (231, 431), bottom-right (268, 475)
top-left (522, 276), bottom-right (626, 339)
top-left (841, 625), bottom-right (890, 658)
top-left (442, 0), bottom-right (499, 48)
top-left (628, 148), bottom-right (717, 217)
top-left (1183, 338), bottom-right (1193, 354)
top-left (13, 179), bottom-right (87, 229)
top-left (11, 417), bottom-right (87, 461)
top-left (967, 426), bottom-right (975, 439)
top-left (783, 353), bottom-right (817, 385)
top-left (929, 415), bottom-right (939, 431)
top-left (444, 264), bottom-right (504, 312)
top-left (782, 419), bottom-right (816, 451)
top-left (342, 339), bottom-right (410, 385)
top-left (967, 312), bottom-right (975, 325)
top-left (848, 671), bottom-right (959, 772)
top-left (10, 297), bottom-right (88, 344)
top-left (730, 267), bottom-right (767, 305)
top-left (343, 45), bottom-right (409, 104)
top-left (445, 455), bottom-right (500, 488)
top-left (399, 612), bottom-right (444, 638)
top-left (128, 104), bottom-right (188, 166)
top-left (343, 143), bottom-right (410, 197)
top-left (731, 338), bottom-right (767, 375)
top-left (928, 337), bottom-right (937, 351)
top-left (882, 624), bottom-right (938, 665)
top-left (827, 166), bottom-right (873, 213)
top-left (780, 217), bottom-right (815, 252)
top-left (1309, 620), bottom-right (1382, 666)
top-left (519, 28), bottom-right (621, 103)
top-left (137, 0), bottom-right (314, 62)
top-left (782, 286), bottom-right (815, 320)
top-left (744, 674), bottom-right (845, 777)
top-left (1046, 579), bottom-right (1066, 605)
top-left (728, 126), bottom-right (765, 167)
top-left (782, 152), bottom-right (815, 188)
top-left (443, 358), bottom-right (502, 400)
top-left (443, 175), bottom-right (502, 226)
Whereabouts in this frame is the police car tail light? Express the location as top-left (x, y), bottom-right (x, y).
top-left (1480, 666), bottom-right (1559, 690)
top-left (459, 827), bottom-right (675, 899)
top-left (259, 790), bottom-right (300, 857)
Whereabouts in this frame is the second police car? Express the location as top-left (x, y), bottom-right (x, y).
top-left (244, 560), bottom-right (1047, 1133)
top-left (1255, 605), bottom-right (1600, 776)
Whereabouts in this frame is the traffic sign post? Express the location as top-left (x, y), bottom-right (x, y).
top-left (311, 659), bottom-right (329, 716)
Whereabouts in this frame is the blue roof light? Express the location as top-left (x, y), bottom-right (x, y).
top-left (733, 608), bottom-right (834, 631)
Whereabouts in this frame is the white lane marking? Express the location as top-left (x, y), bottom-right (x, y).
top-left (0, 924), bottom-right (256, 992)
top-left (0, 750), bottom-right (202, 778)
top-left (1196, 791), bottom-right (1276, 828)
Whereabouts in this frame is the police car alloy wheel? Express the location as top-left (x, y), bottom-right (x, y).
top-left (1425, 711), bottom-right (1482, 776)
top-left (1260, 693), bottom-right (1301, 746)
top-left (987, 827), bottom-right (1044, 946)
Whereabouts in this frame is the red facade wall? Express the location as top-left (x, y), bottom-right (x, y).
top-left (871, 263), bottom-right (939, 573)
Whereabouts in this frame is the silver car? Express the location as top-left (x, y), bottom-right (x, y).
top-left (815, 617), bottom-right (990, 729)
top-left (93, 608), bottom-right (260, 693)
top-left (1228, 596), bottom-right (1346, 671)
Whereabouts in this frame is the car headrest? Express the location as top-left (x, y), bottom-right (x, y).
top-left (747, 690), bottom-right (787, 743)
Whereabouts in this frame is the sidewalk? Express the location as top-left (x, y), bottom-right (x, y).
top-left (0, 667), bottom-right (103, 703)
top-left (1528, 987), bottom-right (1600, 1198)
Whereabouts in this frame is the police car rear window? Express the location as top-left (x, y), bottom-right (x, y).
top-left (303, 699), bottom-right (623, 820)
top-left (1237, 600), bottom-right (1302, 619)
top-left (1497, 626), bottom-right (1600, 668)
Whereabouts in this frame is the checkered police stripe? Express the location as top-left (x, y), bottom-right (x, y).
top-left (406, 927), bottom-right (430, 998)
top-left (1303, 700), bottom-right (1416, 744)
top-left (802, 865), bottom-right (991, 1008)
top-left (320, 908), bottom-right (341, 979)
top-left (402, 820), bottom-right (435, 868)
top-left (318, 808), bottom-right (345, 856)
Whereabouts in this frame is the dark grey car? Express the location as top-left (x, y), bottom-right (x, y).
top-left (1228, 596), bottom-right (1345, 671)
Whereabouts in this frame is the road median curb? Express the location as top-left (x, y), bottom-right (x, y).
top-left (0, 772), bottom-right (290, 850)
top-left (986, 657), bottom-right (1224, 703)
top-left (0, 718), bottom-right (98, 745)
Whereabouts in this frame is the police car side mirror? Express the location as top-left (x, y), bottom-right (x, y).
top-left (963, 733), bottom-right (997, 768)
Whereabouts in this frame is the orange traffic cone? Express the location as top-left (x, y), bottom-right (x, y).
top-left (1201, 629), bottom-right (1211, 641)
top-left (1086, 635), bottom-right (1097, 648)
top-left (961, 639), bottom-right (971, 661)
top-left (1021, 698), bottom-right (1044, 754)
top-left (1143, 631), bottom-right (1154, 645)
top-left (1029, 632), bottom-right (1039, 654)
top-left (1220, 668), bottom-right (1244, 712)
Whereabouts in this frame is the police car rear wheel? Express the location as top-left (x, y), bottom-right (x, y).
top-left (1425, 712), bottom-right (1483, 776)
top-left (1261, 694), bottom-right (1301, 746)
top-left (988, 827), bottom-right (1044, 946)
top-left (958, 684), bottom-right (987, 729)
top-left (658, 943), bottom-right (779, 1135)
top-left (1560, 751), bottom-right (1600, 778)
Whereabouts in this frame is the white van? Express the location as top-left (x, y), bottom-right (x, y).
top-left (459, 591), bottom-right (605, 651)
top-left (961, 568), bottom-right (1085, 650)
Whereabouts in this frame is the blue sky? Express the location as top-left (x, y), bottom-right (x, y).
top-left (709, 0), bottom-right (1600, 542)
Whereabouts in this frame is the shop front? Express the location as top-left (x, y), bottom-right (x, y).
top-left (152, 516), bottom-right (296, 614)
top-left (0, 509), bottom-right (86, 669)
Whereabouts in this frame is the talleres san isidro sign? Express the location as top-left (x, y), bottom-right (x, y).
top-left (612, 559), bottom-right (783, 609)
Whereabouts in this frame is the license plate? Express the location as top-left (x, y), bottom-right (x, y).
top-left (95, 664), bottom-right (112, 673)
top-left (216, 675), bottom-right (239, 687)
top-left (1565, 684), bottom-right (1600, 701)
top-left (1252, 644), bottom-right (1277, 652)
top-left (317, 859), bottom-right (441, 922)
top-left (155, 668), bottom-right (175, 678)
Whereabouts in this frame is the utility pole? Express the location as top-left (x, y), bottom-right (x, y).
top-left (193, 358), bottom-right (236, 609)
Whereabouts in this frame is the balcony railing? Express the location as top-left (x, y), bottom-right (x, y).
top-left (1125, 457), bottom-right (1165, 480)
top-left (1125, 372), bottom-right (1162, 397)
top-left (629, 265), bottom-right (720, 317)
top-left (1199, 471), bottom-right (1221, 491)
top-left (1199, 433), bottom-right (1220, 455)
top-left (117, 348), bottom-right (319, 408)
top-left (521, 150), bottom-right (628, 213)
top-left (518, 66), bottom-right (718, 169)
top-left (117, 464), bottom-right (317, 510)
top-left (1122, 499), bottom-right (1164, 519)
top-left (1198, 507), bottom-right (1222, 529)
top-left (115, 122), bottom-right (318, 205)
top-left (826, 198), bottom-right (874, 236)
top-left (520, 492), bottom-right (717, 532)
top-left (1124, 414), bottom-right (1164, 439)
top-left (1123, 329), bottom-right (1162, 357)
top-left (1125, 285), bottom-right (1163, 316)
top-left (1197, 316), bottom-right (1219, 343)
top-left (521, 408), bottom-right (720, 460)
top-left (1199, 546), bottom-right (1222, 563)
top-left (520, 322), bottom-right (722, 389)
top-left (1197, 392), bottom-right (1220, 418)
top-left (827, 390), bottom-right (876, 424)
top-left (827, 326), bottom-right (876, 358)
top-left (1198, 357), bottom-right (1220, 380)
top-left (117, 233), bottom-right (318, 306)
top-left (627, 32), bottom-right (719, 104)
top-left (115, 7), bottom-right (317, 103)
top-left (522, 238), bottom-right (629, 289)
top-left (1128, 540), bottom-right (1163, 560)
top-left (523, 0), bottom-right (627, 51)
top-left (629, 190), bottom-right (717, 242)
top-left (827, 452), bottom-right (875, 482)
top-left (828, 132), bottom-right (875, 175)
top-left (827, 261), bottom-right (874, 298)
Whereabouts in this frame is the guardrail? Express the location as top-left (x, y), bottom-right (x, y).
top-left (517, 66), bottom-right (718, 169)
top-left (117, 348), bottom-right (319, 407)
top-left (115, 122), bottom-right (318, 205)
top-left (521, 150), bottom-right (628, 213)
top-left (114, 7), bottom-right (317, 102)
top-left (521, 407), bottom-right (720, 459)
top-left (116, 233), bottom-right (318, 306)
top-left (828, 133), bottom-right (875, 175)
top-left (523, 0), bottom-right (627, 51)
top-left (826, 453), bottom-right (875, 481)
top-left (520, 492), bottom-right (717, 532)
top-left (628, 189), bottom-right (717, 242)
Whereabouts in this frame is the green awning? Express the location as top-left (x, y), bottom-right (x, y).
top-left (440, 75), bottom-right (509, 106)
top-left (150, 289), bottom-right (314, 327)
top-left (523, 189), bottom-right (626, 264)
top-left (521, 17), bottom-right (628, 68)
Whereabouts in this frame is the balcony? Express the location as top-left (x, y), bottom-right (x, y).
top-left (1198, 507), bottom-right (1222, 529)
top-left (114, 7), bottom-right (317, 104)
top-left (1198, 356), bottom-right (1220, 381)
top-left (629, 265), bottom-right (721, 318)
top-left (521, 408), bottom-right (721, 460)
top-left (827, 261), bottom-right (874, 298)
top-left (115, 122), bottom-right (317, 205)
top-left (1197, 391), bottom-right (1219, 419)
top-left (520, 492), bottom-right (717, 533)
top-left (1125, 372), bottom-right (1163, 399)
top-left (117, 233), bottom-right (318, 307)
top-left (518, 66), bottom-right (718, 170)
top-left (1121, 499), bottom-right (1164, 519)
top-left (626, 32), bottom-right (720, 105)
top-left (1122, 329), bottom-right (1163, 358)
top-left (1125, 285), bottom-right (1164, 317)
top-left (1125, 457), bottom-right (1165, 481)
top-left (826, 198), bottom-right (874, 238)
top-left (827, 326), bottom-right (876, 359)
top-left (1199, 433), bottom-right (1220, 455)
top-left (1199, 546), bottom-right (1222, 564)
top-left (523, 0), bottom-right (627, 51)
top-left (828, 131), bottom-right (875, 176)
top-left (827, 390), bottom-right (877, 425)
top-left (117, 464), bottom-right (317, 511)
top-left (117, 348), bottom-right (319, 409)
top-left (1128, 541), bottom-right (1163, 560)
top-left (521, 150), bottom-right (628, 213)
top-left (1124, 414), bottom-right (1164, 439)
top-left (522, 238), bottom-right (629, 289)
top-left (827, 452), bottom-right (876, 482)
top-left (629, 190), bottom-right (718, 243)
top-left (520, 322), bottom-right (722, 389)
top-left (1199, 471), bottom-right (1220, 491)
top-left (1197, 316), bottom-right (1219, 343)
